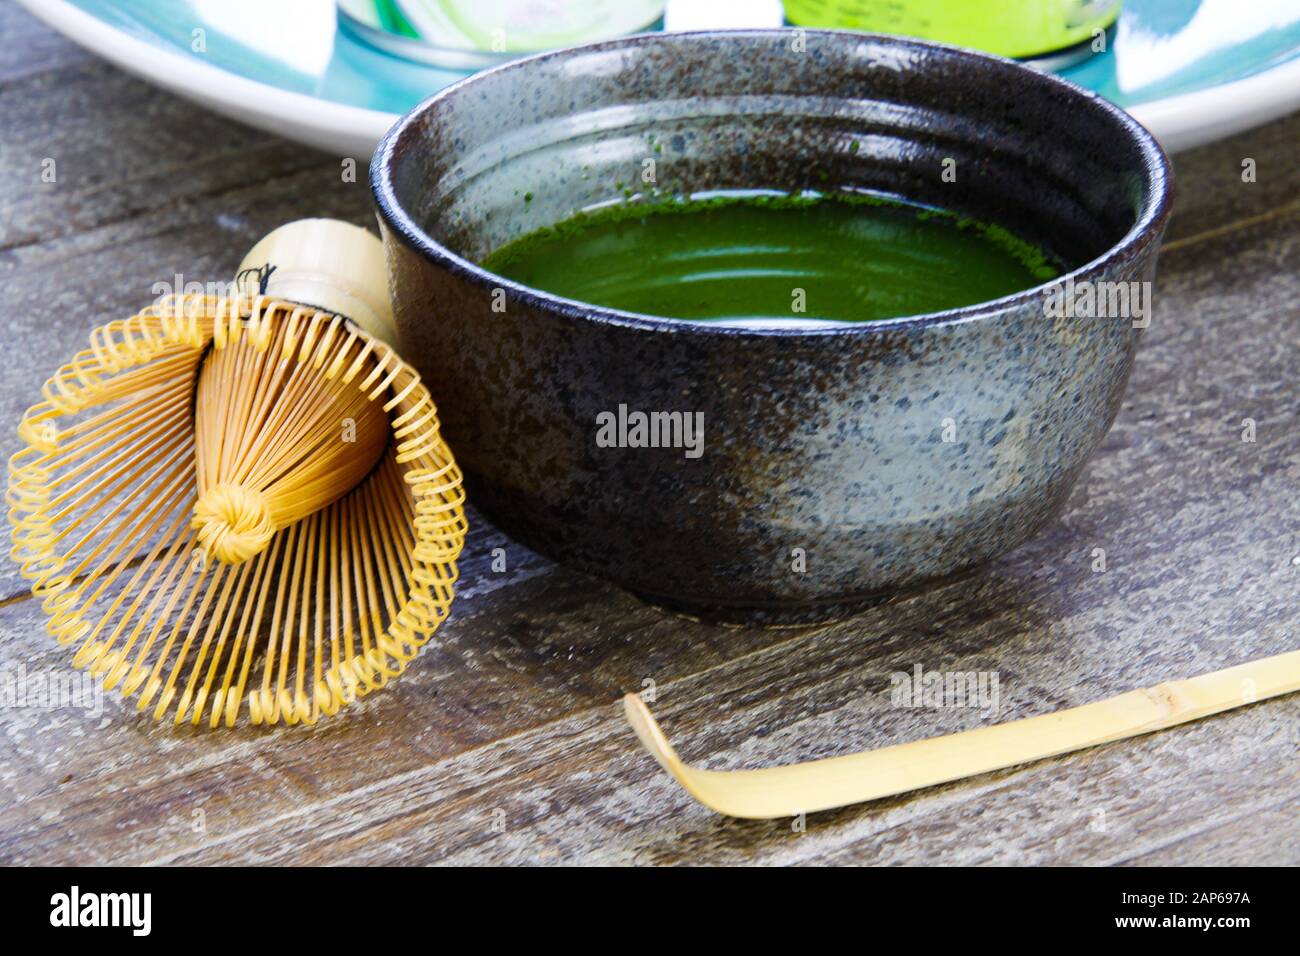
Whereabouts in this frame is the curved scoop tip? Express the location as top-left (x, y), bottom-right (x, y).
top-left (622, 693), bottom-right (673, 763)
top-left (621, 693), bottom-right (779, 820)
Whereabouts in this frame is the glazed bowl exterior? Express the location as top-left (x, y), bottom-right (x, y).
top-left (372, 30), bottom-right (1173, 624)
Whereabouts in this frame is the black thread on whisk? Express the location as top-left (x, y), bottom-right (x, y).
top-left (234, 263), bottom-right (276, 296)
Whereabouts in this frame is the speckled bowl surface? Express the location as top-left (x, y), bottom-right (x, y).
top-left (372, 30), bottom-right (1173, 624)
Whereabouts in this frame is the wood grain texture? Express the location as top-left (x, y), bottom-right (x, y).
top-left (0, 0), bottom-right (1295, 866)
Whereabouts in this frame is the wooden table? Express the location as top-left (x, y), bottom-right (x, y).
top-left (0, 0), bottom-right (1296, 866)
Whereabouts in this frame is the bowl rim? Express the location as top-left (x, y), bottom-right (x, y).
top-left (371, 28), bottom-right (1175, 339)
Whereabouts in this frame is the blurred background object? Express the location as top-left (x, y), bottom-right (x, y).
top-left (338, 0), bottom-right (666, 69)
top-left (782, 0), bottom-right (1121, 65)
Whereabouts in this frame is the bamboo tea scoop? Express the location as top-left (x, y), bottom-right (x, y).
top-left (623, 649), bottom-right (1300, 819)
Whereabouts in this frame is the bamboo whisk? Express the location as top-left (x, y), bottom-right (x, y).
top-left (7, 219), bottom-right (466, 727)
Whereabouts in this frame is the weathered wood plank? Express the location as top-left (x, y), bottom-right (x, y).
top-left (1118, 800), bottom-right (1299, 867)
top-left (0, 1), bottom-right (90, 85)
top-left (1160, 111), bottom-right (1299, 246)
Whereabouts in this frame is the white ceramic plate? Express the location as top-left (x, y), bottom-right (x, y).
top-left (17, 0), bottom-right (1300, 156)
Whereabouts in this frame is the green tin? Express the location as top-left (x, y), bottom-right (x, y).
top-left (782, 0), bottom-right (1121, 60)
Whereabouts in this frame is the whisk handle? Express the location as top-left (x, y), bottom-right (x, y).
top-left (237, 218), bottom-right (397, 345)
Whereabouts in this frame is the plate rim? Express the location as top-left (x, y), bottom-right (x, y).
top-left (15, 0), bottom-right (394, 155)
top-left (17, 0), bottom-right (1300, 155)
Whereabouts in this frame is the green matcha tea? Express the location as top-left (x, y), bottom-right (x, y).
top-left (481, 192), bottom-right (1060, 325)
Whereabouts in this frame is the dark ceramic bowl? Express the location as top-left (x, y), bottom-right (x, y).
top-left (372, 30), bottom-right (1173, 624)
